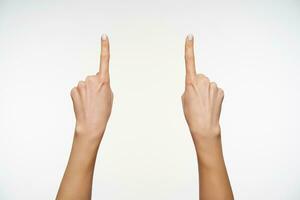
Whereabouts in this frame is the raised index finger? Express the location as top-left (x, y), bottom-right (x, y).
top-left (99, 34), bottom-right (110, 78)
top-left (184, 34), bottom-right (196, 83)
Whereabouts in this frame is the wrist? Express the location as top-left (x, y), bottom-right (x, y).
top-left (67, 133), bottom-right (101, 172)
top-left (193, 135), bottom-right (225, 168)
top-left (75, 124), bottom-right (105, 142)
top-left (74, 131), bottom-right (102, 148)
top-left (71, 127), bottom-right (104, 160)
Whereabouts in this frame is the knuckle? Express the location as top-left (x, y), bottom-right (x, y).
top-left (203, 77), bottom-right (210, 83)
top-left (70, 87), bottom-right (77, 97)
top-left (210, 82), bottom-right (218, 88)
top-left (185, 78), bottom-right (195, 86)
top-left (185, 53), bottom-right (194, 60)
top-left (197, 73), bottom-right (208, 80)
top-left (181, 92), bottom-right (186, 98)
top-left (77, 81), bottom-right (86, 88)
top-left (85, 75), bottom-right (94, 82)
top-left (181, 94), bottom-right (186, 102)
top-left (218, 88), bottom-right (224, 97)
top-left (98, 77), bottom-right (109, 85)
top-left (197, 75), bottom-right (209, 83)
top-left (186, 42), bottom-right (193, 48)
top-left (101, 52), bottom-right (110, 59)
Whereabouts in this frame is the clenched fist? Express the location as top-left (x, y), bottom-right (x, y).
top-left (70, 34), bottom-right (113, 140)
top-left (181, 35), bottom-right (224, 143)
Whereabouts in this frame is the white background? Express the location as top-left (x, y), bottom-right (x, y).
top-left (1, 0), bottom-right (300, 199)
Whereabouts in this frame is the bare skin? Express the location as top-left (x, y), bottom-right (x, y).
top-left (56, 34), bottom-right (113, 200)
top-left (56, 34), bottom-right (233, 200)
top-left (182, 34), bottom-right (234, 200)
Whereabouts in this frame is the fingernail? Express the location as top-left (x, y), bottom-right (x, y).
top-left (187, 34), bottom-right (193, 40)
top-left (101, 34), bottom-right (107, 40)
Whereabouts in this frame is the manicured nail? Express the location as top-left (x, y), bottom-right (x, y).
top-left (101, 34), bottom-right (107, 40)
top-left (187, 34), bottom-right (193, 40)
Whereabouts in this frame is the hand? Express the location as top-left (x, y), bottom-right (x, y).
top-left (181, 34), bottom-right (224, 143)
top-left (70, 34), bottom-right (113, 140)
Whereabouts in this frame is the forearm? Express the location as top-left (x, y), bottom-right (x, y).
top-left (56, 132), bottom-right (102, 200)
top-left (194, 135), bottom-right (233, 200)
top-left (57, 34), bottom-right (112, 199)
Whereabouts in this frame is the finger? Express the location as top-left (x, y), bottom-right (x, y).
top-left (70, 87), bottom-right (82, 118)
top-left (185, 34), bottom-right (196, 83)
top-left (210, 82), bottom-right (218, 99)
top-left (216, 88), bottom-right (224, 120)
top-left (70, 87), bottom-right (80, 103)
top-left (77, 81), bottom-right (87, 98)
top-left (85, 75), bottom-right (97, 82)
top-left (99, 34), bottom-right (110, 78)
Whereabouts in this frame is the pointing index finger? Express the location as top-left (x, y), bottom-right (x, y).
top-left (99, 34), bottom-right (110, 78)
top-left (184, 34), bottom-right (196, 83)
